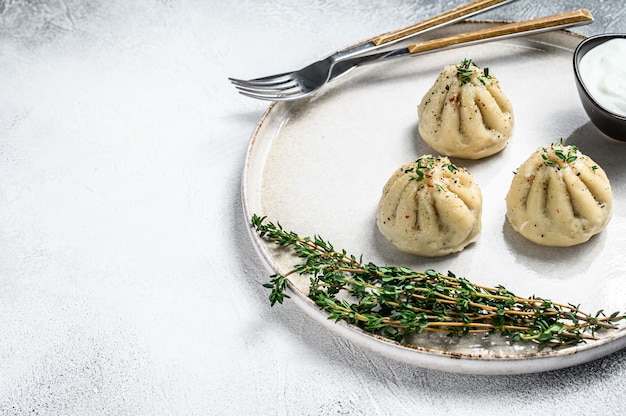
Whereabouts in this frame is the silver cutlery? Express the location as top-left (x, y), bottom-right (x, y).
top-left (326, 9), bottom-right (594, 84)
top-left (229, 0), bottom-right (517, 101)
top-left (231, 9), bottom-right (593, 101)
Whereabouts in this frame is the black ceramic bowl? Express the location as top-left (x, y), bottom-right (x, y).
top-left (573, 34), bottom-right (626, 141)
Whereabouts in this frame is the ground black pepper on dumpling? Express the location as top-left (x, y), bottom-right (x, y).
top-left (377, 156), bottom-right (482, 257)
top-left (505, 141), bottom-right (612, 246)
top-left (417, 59), bottom-right (514, 159)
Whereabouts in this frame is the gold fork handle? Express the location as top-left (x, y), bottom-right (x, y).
top-left (371, 0), bottom-right (514, 46)
top-left (407, 9), bottom-right (593, 54)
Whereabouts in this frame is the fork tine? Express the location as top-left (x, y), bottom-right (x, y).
top-left (237, 91), bottom-right (283, 101)
top-left (228, 72), bottom-right (293, 87)
top-left (237, 86), bottom-right (306, 101)
top-left (233, 79), bottom-right (299, 94)
top-left (235, 86), bottom-right (303, 100)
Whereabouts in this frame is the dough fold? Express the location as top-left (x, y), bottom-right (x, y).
top-left (505, 142), bottom-right (613, 246)
top-left (377, 156), bottom-right (482, 257)
top-left (417, 60), bottom-right (514, 159)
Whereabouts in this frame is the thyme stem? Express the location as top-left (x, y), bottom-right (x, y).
top-left (252, 215), bottom-right (624, 348)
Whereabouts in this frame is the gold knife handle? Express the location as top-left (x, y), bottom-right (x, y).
top-left (371, 0), bottom-right (515, 46)
top-left (407, 9), bottom-right (593, 54)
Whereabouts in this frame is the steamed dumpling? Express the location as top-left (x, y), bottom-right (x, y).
top-left (417, 59), bottom-right (514, 159)
top-left (377, 156), bottom-right (482, 257)
top-left (505, 141), bottom-right (613, 247)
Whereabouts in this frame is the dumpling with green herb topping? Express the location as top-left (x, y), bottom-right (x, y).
top-left (417, 59), bottom-right (514, 159)
top-left (505, 141), bottom-right (613, 247)
top-left (377, 155), bottom-right (482, 257)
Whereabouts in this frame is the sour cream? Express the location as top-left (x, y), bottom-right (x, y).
top-left (578, 38), bottom-right (626, 117)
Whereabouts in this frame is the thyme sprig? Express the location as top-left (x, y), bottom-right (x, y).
top-left (456, 58), bottom-right (492, 85)
top-left (252, 215), bottom-right (624, 348)
top-left (541, 139), bottom-right (582, 169)
top-left (403, 156), bottom-right (459, 182)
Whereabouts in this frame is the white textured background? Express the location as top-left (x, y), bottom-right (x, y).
top-left (0, 1), bottom-right (625, 415)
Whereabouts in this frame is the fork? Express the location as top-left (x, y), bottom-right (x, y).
top-left (228, 0), bottom-right (517, 101)
top-left (232, 8), bottom-right (593, 101)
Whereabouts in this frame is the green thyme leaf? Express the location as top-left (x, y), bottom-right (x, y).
top-left (252, 215), bottom-right (624, 349)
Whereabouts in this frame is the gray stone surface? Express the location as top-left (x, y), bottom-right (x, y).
top-left (0, 1), bottom-right (624, 415)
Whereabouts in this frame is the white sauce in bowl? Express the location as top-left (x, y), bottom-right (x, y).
top-left (578, 38), bottom-right (626, 117)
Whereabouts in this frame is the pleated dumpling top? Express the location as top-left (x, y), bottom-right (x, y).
top-left (505, 141), bottom-right (613, 246)
top-left (377, 156), bottom-right (482, 257)
top-left (418, 59), bottom-right (514, 159)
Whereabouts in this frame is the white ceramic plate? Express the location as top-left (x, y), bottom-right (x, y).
top-left (242, 22), bottom-right (626, 375)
